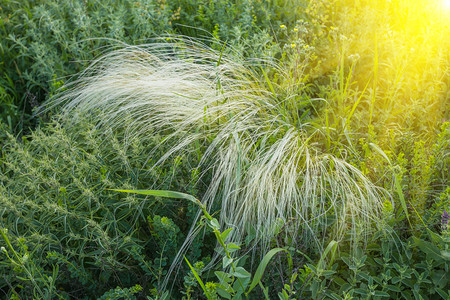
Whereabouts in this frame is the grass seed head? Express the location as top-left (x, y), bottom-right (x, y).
top-left (48, 37), bottom-right (385, 262)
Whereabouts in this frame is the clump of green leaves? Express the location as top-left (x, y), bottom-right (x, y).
top-left (97, 284), bottom-right (143, 300)
top-left (0, 228), bottom-right (60, 299)
top-left (0, 119), bottom-right (204, 298)
top-left (113, 189), bottom-right (293, 300)
top-left (273, 203), bottom-right (450, 300)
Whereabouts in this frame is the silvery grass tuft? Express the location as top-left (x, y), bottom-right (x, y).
top-left (47, 37), bottom-right (386, 256)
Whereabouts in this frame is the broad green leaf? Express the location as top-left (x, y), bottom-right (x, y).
top-left (357, 272), bottom-right (371, 281)
top-left (435, 288), bottom-right (449, 299)
top-left (210, 218), bottom-right (220, 230)
top-left (440, 250), bottom-right (450, 260)
top-left (392, 276), bottom-right (401, 284)
top-left (373, 291), bottom-right (390, 297)
top-left (332, 276), bottom-right (346, 287)
top-left (317, 240), bottom-right (338, 272)
top-left (223, 256), bottom-right (233, 268)
top-left (215, 271), bottom-right (232, 284)
top-left (413, 237), bottom-right (445, 261)
top-left (386, 285), bottom-right (401, 292)
top-left (232, 267), bottom-right (251, 279)
top-left (233, 275), bottom-right (250, 294)
top-left (227, 243), bottom-right (241, 253)
top-left (354, 288), bottom-right (369, 296)
top-left (325, 291), bottom-right (344, 300)
top-left (216, 288), bottom-right (231, 299)
top-left (321, 270), bottom-right (337, 276)
top-left (221, 228), bottom-right (233, 241)
top-left (278, 289), bottom-right (289, 300)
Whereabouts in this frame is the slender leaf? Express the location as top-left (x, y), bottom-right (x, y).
top-left (184, 256), bottom-right (213, 300)
top-left (109, 189), bottom-right (199, 204)
top-left (246, 248), bottom-right (286, 294)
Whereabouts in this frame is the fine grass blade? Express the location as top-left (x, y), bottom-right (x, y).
top-left (344, 76), bottom-right (372, 130)
top-left (369, 143), bottom-right (391, 166)
top-left (368, 33), bottom-right (378, 127)
top-left (260, 66), bottom-right (277, 99)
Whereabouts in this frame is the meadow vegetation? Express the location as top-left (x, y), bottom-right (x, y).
top-left (0, 0), bottom-right (449, 299)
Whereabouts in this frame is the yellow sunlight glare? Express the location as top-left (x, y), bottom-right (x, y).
top-left (443, 0), bottom-right (450, 8)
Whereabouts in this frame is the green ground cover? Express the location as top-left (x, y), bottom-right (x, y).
top-left (0, 0), bottom-right (449, 299)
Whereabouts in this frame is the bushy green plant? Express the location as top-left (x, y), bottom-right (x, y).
top-left (97, 284), bottom-right (143, 300)
top-left (0, 119), bottom-right (205, 298)
top-left (113, 189), bottom-right (293, 300)
top-left (0, 228), bottom-right (60, 299)
top-left (351, 122), bottom-right (449, 230)
top-left (273, 203), bottom-right (450, 300)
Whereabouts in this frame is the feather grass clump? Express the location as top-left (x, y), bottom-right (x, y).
top-left (48, 38), bottom-right (386, 254)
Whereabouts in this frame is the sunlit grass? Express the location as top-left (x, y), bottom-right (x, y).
top-left (295, 0), bottom-right (449, 229)
top-left (46, 0), bottom-right (449, 258)
top-left (304, 0), bottom-right (449, 141)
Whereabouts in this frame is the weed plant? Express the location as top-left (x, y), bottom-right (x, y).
top-left (0, 118), bottom-right (208, 298)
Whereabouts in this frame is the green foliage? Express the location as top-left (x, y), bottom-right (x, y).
top-left (0, 0), bottom-right (288, 133)
top-left (273, 207), bottom-right (450, 300)
top-left (0, 119), bottom-right (204, 298)
top-left (0, 0), bottom-right (448, 298)
top-left (0, 228), bottom-right (60, 299)
top-left (118, 189), bottom-right (291, 300)
top-left (97, 284), bottom-right (143, 300)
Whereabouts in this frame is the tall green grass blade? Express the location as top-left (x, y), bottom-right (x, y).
top-left (246, 248), bottom-right (286, 295)
top-left (394, 173), bottom-right (410, 224)
top-left (184, 256), bottom-right (213, 300)
top-left (109, 189), bottom-right (199, 204)
top-left (260, 66), bottom-right (277, 99)
top-left (317, 240), bottom-right (338, 272)
top-left (217, 41), bottom-right (227, 67)
top-left (216, 41), bottom-right (227, 93)
top-left (325, 108), bottom-right (331, 152)
top-left (369, 143), bottom-right (391, 166)
top-left (258, 282), bottom-right (270, 300)
top-left (344, 77), bottom-right (371, 130)
top-left (368, 33), bottom-right (378, 128)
